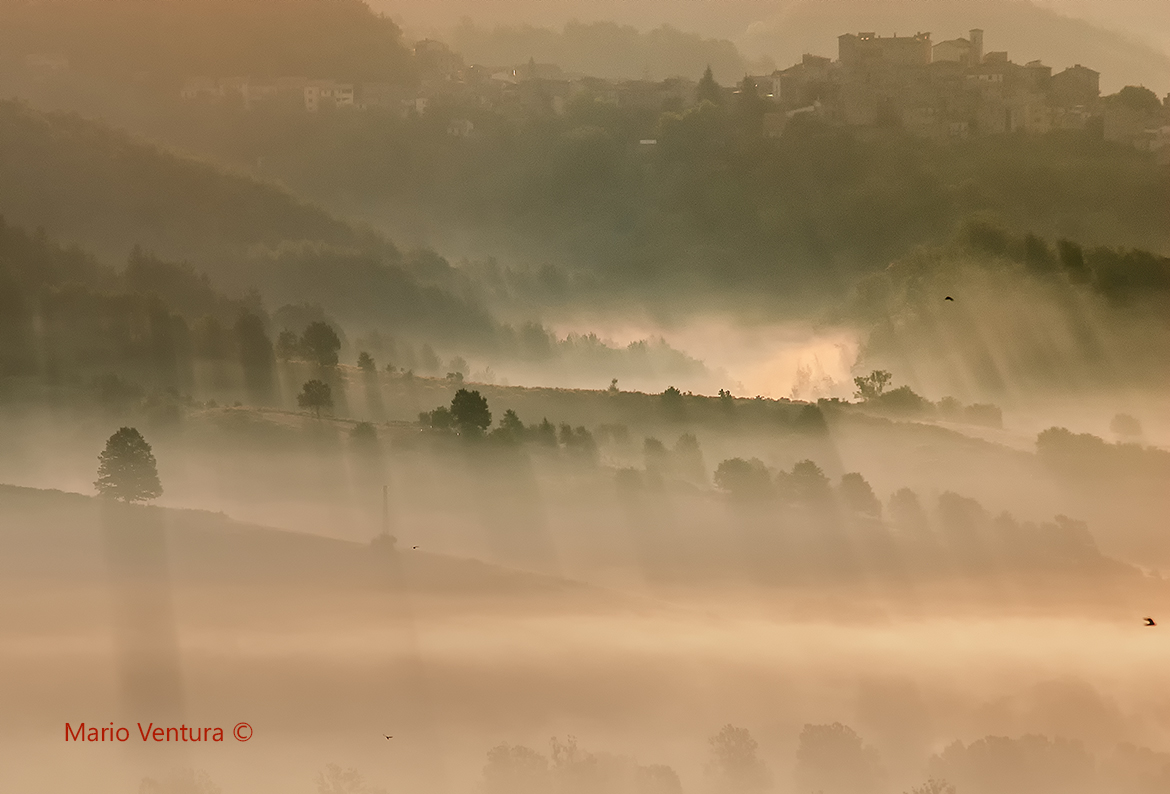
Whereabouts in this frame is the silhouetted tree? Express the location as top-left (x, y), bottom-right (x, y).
top-left (500, 409), bottom-right (524, 435)
top-left (840, 472), bottom-right (881, 516)
top-left (707, 724), bottom-right (770, 791)
top-left (661, 385), bottom-right (686, 420)
top-left (1057, 239), bottom-right (1090, 282)
top-left (95, 427), bottom-right (163, 502)
top-left (796, 403), bottom-right (829, 433)
top-left (560, 425), bottom-right (599, 463)
top-left (421, 406), bottom-right (453, 430)
top-left (791, 459), bottom-right (832, 503)
top-left (1111, 85), bottom-right (1162, 114)
top-left (929, 734), bottom-right (1095, 794)
top-left (301, 321), bottom-right (341, 367)
top-left (889, 487), bottom-right (928, 534)
top-left (853, 370), bottom-right (893, 401)
top-left (314, 763), bottom-right (383, 794)
top-left (875, 385), bottom-right (931, 414)
top-left (637, 764), bottom-right (683, 794)
top-left (531, 417), bottom-right (558, 446)
top-left (1110, 413), bottom-right (1142, 438)
top-left (350, 421), bottom-right (377, 444)
top-left (450, 388), bottom-right (491, 434)
top-left (491, 408), bottom-right (525, 442)
top-left (298, 379), bottom-right (333, 418)
top-left (714, 457), bottom-right (772, 499)
top-left (235, 312), bottom-right (274, 368)
top-left (483, 743), bottom-right (549, 794)
top-left (644, 437), bottom-right (671, 474)
top-left (674, 433), bottom-right (706, 483)
top-left (795, 723), bottom-right (885, 794)
top-left (696, 65), bottom-right (723, 105)
top-left (357, 351), bottom-right (376, 372)
top-left (1024, 233), bottom-right (1055, 273)
top-left (275, 330), bottom-right (301, 360)
top-left (905, 780), bottom-right (955, 794)
top-left (718, 389), bottom-right (735, 414)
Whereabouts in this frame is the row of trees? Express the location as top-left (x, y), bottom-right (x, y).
top-left (478, 722), bottom-right (1168, 794)
top-left (713, 457), bottom-right (880, 515)
top-left (477, 725), bottom-right (1170, 794)
top-left (419, 389), bottom-right (602, 461)
top-left (160, 722), bottom-right (1170, 794)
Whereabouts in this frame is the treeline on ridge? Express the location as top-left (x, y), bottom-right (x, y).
top-left (850, 221), bottom-right (1170, 394)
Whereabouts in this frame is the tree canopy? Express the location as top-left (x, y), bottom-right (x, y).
top-left (450, 388), bottom-right (492, 434)
top-left (301, 322), bottom-right (341, 367)
top-left (297, 379), bottom-right (333, 418)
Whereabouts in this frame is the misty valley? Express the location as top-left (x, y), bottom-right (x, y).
top-left (0, 2), bottom-right (1168, 794)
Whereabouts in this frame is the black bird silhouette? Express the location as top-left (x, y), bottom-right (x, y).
top-left (1144, 617), bottom-right (1156, 626)
top-left (944, 296), bottom-right (954, 301)
top-left (412, 545), bottom-right (419, 549)
top-left (384, 734), bottom-right (394, 739)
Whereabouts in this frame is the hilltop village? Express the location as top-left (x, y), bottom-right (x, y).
top-left (163, 28), bottom-right (1170, 158)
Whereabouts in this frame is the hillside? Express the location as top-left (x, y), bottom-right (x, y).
top-left (0, 100), bottom-right (363, 265)
top-left (0, 107), bottom-right (498, 347)
top-left (0, 0), bottom-right (415, 84)
top-left (0, 483), bottom-right (596, 602)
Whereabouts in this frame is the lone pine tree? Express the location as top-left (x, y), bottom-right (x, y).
top-left (95, 427), bottom-right (163, 502)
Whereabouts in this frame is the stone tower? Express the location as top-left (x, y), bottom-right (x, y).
top-left (970, 29), bottom-right (984, 65)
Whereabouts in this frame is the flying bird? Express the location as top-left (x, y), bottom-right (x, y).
top-left (412, 545), bottom-right (419, 549)
top-left (944, 296), bottom-right (954, 301)
top-left (1144, 617), bottom-right (1156, 626)
top-left (384, 734), bottom-right (394, 739)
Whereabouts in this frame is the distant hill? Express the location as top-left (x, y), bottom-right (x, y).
top-left (0, 0), bottom-right (416, 84)
top-left (0, 102), bottom-right (497, 341)
top-left (446, 20), bottom-right (762, 82)
top-left (0, 100), bottom-right (362, 265)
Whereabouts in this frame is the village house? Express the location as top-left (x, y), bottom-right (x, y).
top-left (304, 80), bottom-right (354, 112)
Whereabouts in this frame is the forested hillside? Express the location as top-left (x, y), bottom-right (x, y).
top-left (0, 0), bottom-right (415, 84)
top-left (81, 93), bottom-right (1169, 315)
top-left (0, 100), bottom-right (362, 262)
top-left (850, 222), bottom-right (1170, 395)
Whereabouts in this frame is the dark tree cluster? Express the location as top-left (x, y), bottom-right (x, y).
top-left (961, 221), bottom-right (1170, 305)
top-left (0, 215), bottom-right (278, 395)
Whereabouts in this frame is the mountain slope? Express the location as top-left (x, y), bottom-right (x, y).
top-left (0, 100), bottom-right (362, 264)
top-left (0, 102), bottom-right (498, 340)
